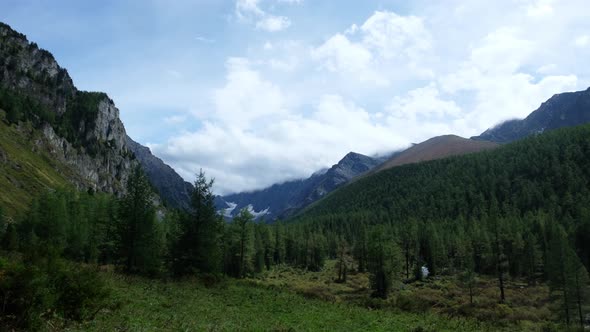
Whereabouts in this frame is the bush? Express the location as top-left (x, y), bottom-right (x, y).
top-left (0, 257), bottom-right (110, 329)
top-left (395, 292), bottom-right (431, 313)
top-left (52, 263), bottom-right (110, 321)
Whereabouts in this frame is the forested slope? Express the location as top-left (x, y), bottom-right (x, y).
top-left (300, 124), bottom-right (590, 223)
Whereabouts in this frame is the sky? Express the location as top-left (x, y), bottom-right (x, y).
top-left (1, 0), bottom-right (589, 194)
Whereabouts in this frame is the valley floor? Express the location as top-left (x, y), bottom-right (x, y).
top-left (69, 272), bottom-right (496, 332)
top-left (252, 261), bottom-right (553, 330)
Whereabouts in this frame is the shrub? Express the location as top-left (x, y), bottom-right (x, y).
top-left (0, 257), bottom-right (110, 329)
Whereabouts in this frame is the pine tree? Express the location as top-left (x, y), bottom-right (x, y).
top-left (117, 166), bottom-right (161, 275)
top-left (546, 223), bottom-right (585, 327)
top-left (234, 208), bottom-right (254, 278)
top-left (366, 225), bottom-right (401, 299)
top-left (400, 219), bottom-right (418, 279)
top-left (273, 222), bottom-right (286, 265)
top-left (172, 170), bottom-right (222, 276)
top-left (570, 257), bottom-right (589, 329)
top-left (353, 222), bottom-right (368, 272)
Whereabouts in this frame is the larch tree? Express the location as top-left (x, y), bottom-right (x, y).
top-left (172, 170), bottom-right (222, 276)
top-left (117, 166), bottom-right (161, 275)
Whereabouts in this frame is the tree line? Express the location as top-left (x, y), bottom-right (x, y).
top-left (2, 124), bottom-right (590, 328)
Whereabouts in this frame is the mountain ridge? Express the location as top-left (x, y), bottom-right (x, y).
top-left (372, 135), bottom-right (499, 174)
top-left (0, 22), bottom-right (191, 210)
top-left (473, 87), bottom-right (590, 142)
top-left (216, 151), bottom-right (382, 219)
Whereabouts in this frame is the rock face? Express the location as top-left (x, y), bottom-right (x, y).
top-left (216, 152), bottom-right (383, 220)
top-left (0, 22), bottom-right (134, 194)
top-left (0, 22), bottom-right (75, 115)
top-left (473, 87), bottom-right (590, 143)
top-left (126, 136), bottom-right (193, 210)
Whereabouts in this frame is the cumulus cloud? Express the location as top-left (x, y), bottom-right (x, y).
top-left (152, 59), bottom-right (408, 194)
top-left (150, 1), bottom-right (588, 195)
top-left (387, 84), bottom-right (462, 121)
top-left (311, 11), bottom-right (433, 86)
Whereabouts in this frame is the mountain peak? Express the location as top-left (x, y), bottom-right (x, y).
top-left (473, 87), bottom-right (590, 143)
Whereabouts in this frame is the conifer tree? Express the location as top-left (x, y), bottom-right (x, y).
top-left (367, 225), bottom-right (401, 299)
top-left (234, 208), bottom-right (254, 278)
top-left (400, 218), bottom-right (418, 279)
top-left (353, 222), bottom-right (368, 272)
top-left (117, 166), bottom-right (161, 275)
top-left (172, 170), bottom-right (222, 275)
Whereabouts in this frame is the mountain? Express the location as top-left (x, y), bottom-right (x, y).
top-left (298, 123), bottom-right (590, 222)
top-left (473, 87), bottom-right (590, 143)
top-left (372, 135), bottom-right (499, 173)
top-left (0, 22), bottom-right (188, 213)
top-left (0, 22), bottom-right (136, 194)
top-left (217, 151), bottom-right (383, 219)
top-left (125, 136), bottom-right (193, 210)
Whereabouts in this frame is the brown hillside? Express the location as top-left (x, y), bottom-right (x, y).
top-left (374, 135), bottom-right (499, 173)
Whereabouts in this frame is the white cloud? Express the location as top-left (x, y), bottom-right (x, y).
top-left (525, 0), bottom-right (554, 17)
top-left (149, 1), bottom-right (589, 195)
top-left (256, 16), bottom-right (291, 31)
top-left (311, 34), bottom-right (382, 84)
top-left (575, 35), bottom-right (589, 47)
top-left (152, 60), bottom-right (407, 194)
top-left (387, 84), bottom-right (462, 121)
top-left (360, 11), bottom-right (432, 60)
top-left (235, 0), bottom-right (295, 32)
top-left (311, 11), bottom-right (433, 86)
top-left (236, 0), bottom-right (264, 19)
top-left (212, 58), bottom-right (288, 128)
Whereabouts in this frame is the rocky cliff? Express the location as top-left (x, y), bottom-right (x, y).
top-left (126, 136), bottom-right (193, 210)
top-left (0, 22), bottom-right (134, 194)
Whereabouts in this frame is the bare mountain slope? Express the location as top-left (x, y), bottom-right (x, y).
top-left (373, 135), bottom-right (499, 173)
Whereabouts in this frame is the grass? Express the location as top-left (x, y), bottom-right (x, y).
top-left (67, 271), bottom-right (499, 332)
top-left (251, 260), bottom-right (556, 331)
top-left (0, 111), bottom-right (81, 217)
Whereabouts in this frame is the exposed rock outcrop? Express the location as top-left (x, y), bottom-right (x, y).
top-left (0, 22), bottom-right (135, 195)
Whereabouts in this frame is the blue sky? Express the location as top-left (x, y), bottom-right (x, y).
top-left (1, 0), bottom-right (590, 194)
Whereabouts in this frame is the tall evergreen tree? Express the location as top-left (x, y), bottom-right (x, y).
top-left (117, 166), bottom-right (161, 275)
top-left (172, 170), bottom-right (222, 276)
top-left (366, 226), bottom-right (401, 299)
top-left (400, 219), bottom-right (418, 279)
top-left (235, 208), bottom-right (254, 278)
top-left (547, 223), bottom-right (590, 327)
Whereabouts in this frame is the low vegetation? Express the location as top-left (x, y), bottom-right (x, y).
top-left (68, 272), bottom-right (498, 332)
top-left (0, 110), bottom-right (78, 217)
top-left (253, 260), bottom-right (556, 331)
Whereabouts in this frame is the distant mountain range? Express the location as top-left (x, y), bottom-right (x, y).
top-left (473, 87), bottom-right (590, 143)
top-left (216, 152), bottom-right (385, 219)
top-left (218, 86), bottom-right (590, 220)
